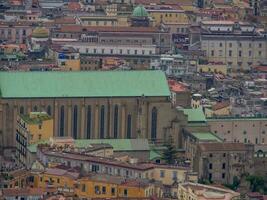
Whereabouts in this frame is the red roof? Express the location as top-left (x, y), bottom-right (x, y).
top-left (254, 66), bottom-right (267, 72)
top-left (212, 101), bottom-right (230, 111)
top-left (168, 79), bottom-right (188, 93)
top-left (68, 2), bottom-right (81, 11)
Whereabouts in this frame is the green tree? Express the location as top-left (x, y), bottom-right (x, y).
top-left (161, 135), bottom-right (177, 164)
top-left (246, 175), bottom-right (266, 193)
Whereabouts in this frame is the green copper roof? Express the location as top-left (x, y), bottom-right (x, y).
top-left (181, 107), bottom-right (206, 123)
top-left (75, 139), bottom-right (150, 151)
top-left (191, 132), bottom-right (222, 142)
top-left (0, 71), bottom-right (170, 98)
top-left (27, 139), bottom-right (149, 153)
top-left (132, 5), bottom-right (149, 17)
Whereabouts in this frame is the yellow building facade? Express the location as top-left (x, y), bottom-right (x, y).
top-left (198, 64), bottom-right (228, 75)
top-left (147, 9), bottom-right (189, 25)
top-left (34, 169), bottom-right (158, 198)
top-left (16, 112), bottom-right (53, 164)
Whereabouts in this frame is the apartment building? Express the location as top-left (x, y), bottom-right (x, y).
top-left (200, 21), bottom-right (267, 72)
top-left (194, 143), bottom-right (254, 184)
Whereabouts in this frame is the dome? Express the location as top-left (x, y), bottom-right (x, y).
top-left (32, 27), bottom-right (49, 38)
top-left (132, 5), bottom-right (148, 17)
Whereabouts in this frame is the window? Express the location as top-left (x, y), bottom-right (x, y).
top-left (20, 106), bottom-right (24, 114)
top-left (160, 170), bottom-right (165, 178)
top-left (111, 187), bottom-right (115, 195)
top-left (102, 49), bottom-right (105, 54)
top-left (113, 105), bottom-right (119, 138)
top-left (95, 186), bottom-right (100, 194)
top-left (239, 51), bottom-right (242, 57)
top-left (102, 186), bottom-right (106, 194)
top-left (222, 173), bottom-right (225, 179)
top-left (259, 51), bottom-right (262, 56)
top-left (73, 105), bottom-right (78, 139)
top-left (239, 43), bottom-right (242, 47)
top-left (222, 163), bottom-right (226, 169)
top-left (172, 171), bottom-right (177, 180)
top-left (249, 51), bottom-right (252, 57)
top-left (33, 106), bottom-right (38, 112)
top-left (47, 106), bottom-right (51, 116)
top-left (219, 43), bottom-right (222, 47)
top-left (229, 50), bottom-right (232, 57)
top-left (127, 49), bottom-right (130, 54)
top-left (244, 138), bottom-right (247, 143)
top-left (40, 177), bottom-right (43, 182)
top-left (249, 43), bottom-right (252, 48)
top-left (134, 50), bottom-right (137, 55)
top-left (259, 43), bottom-right (262, 48)
top-left (209, 163), bottom-right (213, 169)
top-left (229, 43), bottom-right (232, 47)
top-left (60, 106), bottom-right (65, 137)
top-left (209, 173), bottom-right (212, 180)
top-left (211, 50), bottom-right (214, 56)
top-left (82, 184), bottom-right (86, 192)
top-left (209, 153), bottom-right (213, 158)
top-left (256, 138), bottom-right (258, 144)
top-left (262, 138), bottom-right (265, 144)
top-left (57, 178), bottom-right (60, 183)
top-left (110, 49), bottom-right (113, 54)
top-left (127, 114), bottom-right (132, 139)
top-left (86, 106), bottom-right (91, 139)
top-left (100, 105), bottom-right (105, 139)
top-left (120, 49), bottom-right (122, 54)
top-left (151, 107), bottom-right (157, 141)
top-left (124, 189), bottom-right (128, 197)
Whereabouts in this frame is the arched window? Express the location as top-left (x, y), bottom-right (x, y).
top-left (47, 105), bottom-right (51, 116)
top-left (151, 107), bottom-right (157, 141)
top-left (73, 105), bottom-right (78, 139)
top-left (113, 105), bottom-right (119, 138)
top-left (86, 106), bottom-right (91, 139)
top-left (19, 106), bottom-right (24, 114)
top-left (100, 105), bottom-right (105, 139)
top-left (33, 105), bottom-right (38, 112)
top-left (127, 114), bottom-right (132, 139)
top-left (60, 106), bottom-right (65, 137)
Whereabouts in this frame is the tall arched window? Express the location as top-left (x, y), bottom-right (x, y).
top-left (47, 105), bottom-right (51, 116)
top-left (86, 106), bottom-right (91, 139)
top-left (113, 105), bottom-right (118, 138)
top-left (100, 105), bottom-right (105, 139)
top-left (151, 107), bottom-right (157, 141)
top-left (127, 114), bottom-right (132, 139)
top-left (73, 105), bottom-right (78, 139)
top-left (60, 106), bottom-right (65, 137)
top-left (33, 106), bottom-right (38, 112)
top-left (19, 106), bottom-right (24, 114)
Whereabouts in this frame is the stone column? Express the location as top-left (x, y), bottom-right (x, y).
top-left (2, 104), bottom-right (7, 147)
top-left (94, 105), bottom-right (99, 139)
top-left (121, 105), bottom-right (126, 139)
top-left (27, 101), bottom-right (31, 114)
top-left (80, 104), bottom-right (85, 139)
top-left (54, 100), bottom-right (59, 137)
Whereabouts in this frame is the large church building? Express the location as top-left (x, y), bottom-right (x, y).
top-left (0, 71), bottom-right (187, 148)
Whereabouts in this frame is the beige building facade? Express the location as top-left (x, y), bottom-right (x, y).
top-left (207, 118), bottom-right (267, 144)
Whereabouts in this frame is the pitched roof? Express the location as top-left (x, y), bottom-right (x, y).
top-left (0, 71), bottom-right (170, 98)
top-left (74, 139), bottom-right (150, 151)
top-left (212, 101), bottom-right (230, 111)
top-left (191, 132), bottom-right (222, 142)
top-left (181, 107), bottom-right (206, 123)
